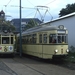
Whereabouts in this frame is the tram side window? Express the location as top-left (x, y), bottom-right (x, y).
top-left (39, 34), bottom-right (42, 43)
top-left (11, 37), bottom-right (13, 44)
top-left (27, 35), bottom-right (30, 44)
top-left (17, 38), bottom-right (20, 44)
top-left (49, 34), bottom-right (56, 43)
top-left (0, 36), bottom-right (1, 44)
top-left (32, 34), bottom-right (36, 44)
top-left (22, 36), bottom-right (26, 44)
top-left (2, 37), bottom-right (9, 44)
top-left (24, 36), bottom-right (27, 44)
top-left (28, 35), bottom-right (32, 44)
top-left (43, 34), bottom-right (47, 43)
top-left (22, 38), bottom-right (24, 44)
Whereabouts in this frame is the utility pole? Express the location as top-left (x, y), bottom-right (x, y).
top-left (20, 0), bottom-right (22, 57)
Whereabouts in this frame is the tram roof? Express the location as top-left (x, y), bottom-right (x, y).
top-left (22, 25), bottom-right (67, 35)
top-left (0, 32), bottom-right (14, 35)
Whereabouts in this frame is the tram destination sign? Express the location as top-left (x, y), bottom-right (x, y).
top-left (57, 30), bottom-right (65, 33)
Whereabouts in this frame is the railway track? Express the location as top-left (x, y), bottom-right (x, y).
top-left (0, 55), bottom-right (75, 75)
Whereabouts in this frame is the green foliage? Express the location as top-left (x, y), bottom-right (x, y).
top-left (65, 46), bottom-right (75, 62)
top-left (69, 46), bottom-right (75, 52)
top-left (0, 19), bottom-right (15, 32)
top-left (66, 52), bottom-right (75, 63)
top-left (25, 19), bottom-right (38, 30)
top-left (59, 3), bottom-right (75, 17)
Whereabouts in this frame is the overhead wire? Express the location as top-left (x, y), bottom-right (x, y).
top-left (24, 10), bottom-right (36, 18)
top-left (5, 0), bottom-right (13, 7)
top-left (26, 0), bottom-right (35, 7)
top-left (45, 0), bottom-right (56, 5)
top-left (31, 0), bottom-right (57, 22)
top-left (10, 5), bottom-right (36, 9)
top-left (3, 0), bottom-right (13, 17)
top-left (3, 4), bottom-right (36, 19)
top-left (3, 0), bottom-right (56, 22)
top-left (25, 0), bottom-right (54, 22)
top-left (47, 10), bottom-right (53, 21)
top-left (34, 10), bottom-right (38, 18)
top-left (43, 0), bottom-right (57, 21)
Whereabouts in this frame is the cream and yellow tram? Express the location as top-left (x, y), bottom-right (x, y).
top-left (0, 31), bottom-right (16, 56)
top-left (17, 25), bottom-right (69, 59)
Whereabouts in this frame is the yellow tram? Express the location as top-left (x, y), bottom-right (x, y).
top-left (17, 25), bottom-right (69, 59)
top-left (0, 31), bottom-right (16, 56)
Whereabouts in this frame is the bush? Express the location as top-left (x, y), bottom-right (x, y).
top-left (65, 46), bottom-right (75, 62)
top-left (69, 46), bottom-right (75, 53)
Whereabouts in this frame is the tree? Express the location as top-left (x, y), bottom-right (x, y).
top-left (0, 19), bottom-right (15, 32)
top-left (24, 19), bottom-right (38, 30)
top-left (59, 3), bottom-right (75, 17)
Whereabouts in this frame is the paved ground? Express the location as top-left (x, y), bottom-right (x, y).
top-left (0, 58), bottom-right (43, 75)
top-left (0, 60), bottom-right (17, 75)
top-left (0, 56), bottom-right (75, 75)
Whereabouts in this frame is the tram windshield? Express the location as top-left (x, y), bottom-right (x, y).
top-left (2, 37), bottom-right (9, 44)
top-left (49, 34), bottom-right (68, 44)
top-left (2, 37), bottom-right (14, 44)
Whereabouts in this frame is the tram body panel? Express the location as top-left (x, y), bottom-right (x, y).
top-left (0, 32), bottom-right (16, 55)
top-left (22, 44), bottom-right (43, 58)
top-left (42, 44), bottom-right (68, 58)
top-left (22, 44), bottom-right (68, 59)
top-left (17, 25), bottom-right (69, 59)
top-left (0, 45), bottom-right (14, 53)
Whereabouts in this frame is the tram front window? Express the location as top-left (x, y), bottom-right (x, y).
top-left (49, 34), bottom-right (68, 44)
top-left (58, 34), bottom-right (68, 43)
top-left (2, 37), bottom-right (9, 44)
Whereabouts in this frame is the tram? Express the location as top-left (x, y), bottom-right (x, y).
top-left (0, 30), bottom-right (16, 56)
top-left (17, 24), bottom-right (69, 59)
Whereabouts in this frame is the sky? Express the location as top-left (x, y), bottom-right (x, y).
top-left (0, 0), bottom-right (75, 22)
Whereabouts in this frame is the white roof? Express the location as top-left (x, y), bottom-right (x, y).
top-left (52, 12), bottom-right (75, 21)
top-left (41, 12), bottom-right (75, 25)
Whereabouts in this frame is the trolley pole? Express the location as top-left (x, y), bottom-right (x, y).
top-left (19, 0), bottom-right (22, 57)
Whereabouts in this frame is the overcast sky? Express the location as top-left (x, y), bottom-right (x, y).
top-left (0, 0), bottom-right (75, 22)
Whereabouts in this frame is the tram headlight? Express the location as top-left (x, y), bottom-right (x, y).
top-left (55, 49), bottom-right (58, 53)
top-left (66, 49), bottom-right (69, 52)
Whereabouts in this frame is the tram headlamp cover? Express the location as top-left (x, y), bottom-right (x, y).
top-left (55, 49), bottom-right (58, 53)
top-left (66, 49), bottom-right (69, 52)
